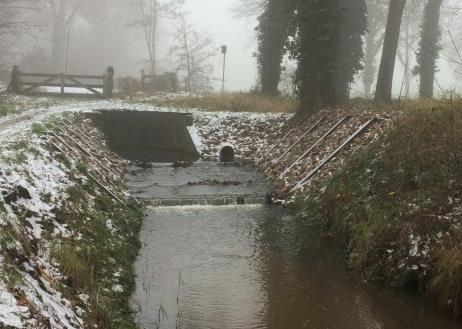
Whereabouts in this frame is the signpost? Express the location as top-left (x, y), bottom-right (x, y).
top-left (221, 45), bottom-right (227, 95)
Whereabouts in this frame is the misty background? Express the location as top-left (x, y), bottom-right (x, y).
top-left (1, 0), bottom-right (462, 96)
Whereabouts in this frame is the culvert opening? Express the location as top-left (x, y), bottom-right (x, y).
top-left (87, 110), bottom-right (273, 206)
top-left (220, 145), bottom-right (235, 162)
top-left (86, 110), bottom-right (199, 163)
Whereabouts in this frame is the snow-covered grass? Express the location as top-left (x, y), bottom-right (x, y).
top-left (0, 114), bottom-right (142, 328)
top-left (0, 81), bottom-right (6, 94)
top-left (42, 86), bottom-right (103, 95)
top-left (0, 94), bottom-right (60, 118)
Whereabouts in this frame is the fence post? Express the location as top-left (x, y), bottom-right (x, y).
top-left (60, 73), bottom-right (65, 95)
top-left (141, 70), bottom-right (145, 92)
top-left (9, 65), bottom-right (21, 93)
top-left (170, 72), bottom-right (178, 93)
top-left (103, 66), bottom-right (114, 98)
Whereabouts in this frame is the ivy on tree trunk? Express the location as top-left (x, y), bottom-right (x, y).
top-left (415, 0), bottom-right (444, 99)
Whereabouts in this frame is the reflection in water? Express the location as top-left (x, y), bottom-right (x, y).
top-left (133, 205), bottom-right (460, 329)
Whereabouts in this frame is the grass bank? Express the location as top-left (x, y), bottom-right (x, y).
top-left (147, 92), bottom-right (298, 113)
top-left (0, 94), bottom-right (59, 117)
top-left (0, 115), bottom-right (143, 328)
top-left (293, 104), bottom-right (462, 316)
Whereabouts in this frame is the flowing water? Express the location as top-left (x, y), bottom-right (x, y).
top-left (128, 162), bottom-right (460, 329)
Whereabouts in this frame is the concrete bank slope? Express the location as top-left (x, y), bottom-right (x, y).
top-left (0, 114), bottom-right (142, 328)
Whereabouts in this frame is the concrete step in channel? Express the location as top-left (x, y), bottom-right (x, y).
top-left (142, 194), bottom-right (271, 207)
top-left (126, 161), bottom-right (273, 207)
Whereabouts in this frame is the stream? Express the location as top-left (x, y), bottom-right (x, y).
top-left (127, 162), bottom-right (460, 329)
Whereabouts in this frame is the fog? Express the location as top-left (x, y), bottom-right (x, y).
top-left (1, 0), bottom-right (462, 95)
top-left (183, 0), bottom-right (258, 91)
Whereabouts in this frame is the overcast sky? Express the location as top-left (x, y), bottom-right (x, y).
top-left (181, 0), bottom-right (461, 95)
top-left (183, 0), bottom-right (258, 91)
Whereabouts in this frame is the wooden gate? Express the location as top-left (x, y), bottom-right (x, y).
top-left (9, 66), bottom-right (114, 98)
top-left (141, 70), bottom-right (178, 93)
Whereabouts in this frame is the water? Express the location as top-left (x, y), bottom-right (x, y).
top-left (129, 163), bottom-right (460, 329)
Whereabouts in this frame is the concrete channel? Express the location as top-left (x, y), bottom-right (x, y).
top-left (90, 110), bottom-right (460, 329)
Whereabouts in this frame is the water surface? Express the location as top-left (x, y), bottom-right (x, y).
top-left (130, 164), bottom-right (460, 329)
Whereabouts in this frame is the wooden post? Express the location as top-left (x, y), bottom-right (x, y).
top-left (9, 65), bottom-right (21, 93)
top-left (169, 72), bottom-right (178, 93)
top-left (103, 66), bottom-right (114, 98)
top-left (141, 70), bottom-right (145, 92)
top-left (60, 73), bottom-right (65, 95)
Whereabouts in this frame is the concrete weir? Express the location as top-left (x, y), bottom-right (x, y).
top-left (87, 110), bottom-right (200, 162)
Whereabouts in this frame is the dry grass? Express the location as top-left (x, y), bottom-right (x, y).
top-left (149, 92), bottom-right (298, 113)
top-left (295, 102), bottom-right (462, 317)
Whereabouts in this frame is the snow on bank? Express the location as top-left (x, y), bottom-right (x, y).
top-left (0, 94), bottom-right (402, 326)
top-left (0, 82), bottom-right (6, 94)
top-left (0, 121), bottom-right (85, 328)
top-left (0, 288), bottom-right (23, 328)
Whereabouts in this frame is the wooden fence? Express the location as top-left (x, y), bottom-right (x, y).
top-left (141, 70), bottom-right (178, 93)
top-left (9, 66), bottom-right (114, 98)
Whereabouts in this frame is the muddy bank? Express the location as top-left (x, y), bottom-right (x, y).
top-left (0, 115), bottom-right (142, 328)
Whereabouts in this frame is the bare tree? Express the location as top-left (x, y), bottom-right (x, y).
top-left (171, 14), bottom-right (216, 92)
top-left (395, 0), bottom-right (423, 99)
top-left (132, 0), bottom-right (183, 75)
top-left (363, 0), bottom-right (388, 99)
top-left (232, 0), bottom-right (266, 18)
top-left (0, 0), bottom-right (46, 69)
top-left (375, 0), bottom-right (407, 102)
top-left (47, 0), bottom-right (83, 72)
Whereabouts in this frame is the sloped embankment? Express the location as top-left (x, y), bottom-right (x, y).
top-left (294, 107), bottom-right (462, 317)
top-left (194, 105), bottom-right (462, 318)
top-left (0, 115), bottom-right (142, 328)
top-left (195, 107), bottom-right (398, 192)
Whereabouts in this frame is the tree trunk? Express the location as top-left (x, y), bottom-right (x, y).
top-left (417, 0), bottom-right (444, 99)
top-left (150, 0), bottom-right (158, 75)
top-left (404, 21), bottom-right (411, 99)
top-left (363, 0), bottom-right (380, 99)
top-left (258, 0), bottom-right (294, 95)
top-left (51, 0), bottom-right (67, 72)
top-left (374, 0), bottom-right (406, 103)
top-left (363, 31), bottom-right (376, 99)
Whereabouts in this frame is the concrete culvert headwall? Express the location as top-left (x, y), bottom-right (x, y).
top-left (87, 110), bottom-right (199, 163)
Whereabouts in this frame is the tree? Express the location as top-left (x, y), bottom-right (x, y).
top-left (396, 0), bottom-right (423, 99)
top-left (48, 0), bottom-right (83, 72)
top-left (232, 0), bottom-right (265, 18)
top-left (335, 0), bottom-right (368, 101)
top-left (363, 0), bottom-right (388, 99)
top-left (256, 0), bottom-right (296, 95)
top-left (289, 0), bottom-right (367, 114)
top-left (171, 14), bottom-right (216, 92)
top-left (132, 0), bottom-right (183, 75)
top-left (415, 0), bottom-right (444, 98)
top-left (0, 0), bottom-right (44, 66)
top-left (374, 0), bottom-right (407, 103)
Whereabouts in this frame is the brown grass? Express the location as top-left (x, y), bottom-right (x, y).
top-left (296, 102), bottom-right (462, 317)
top-left (148, 92), bottom-right (298, 113)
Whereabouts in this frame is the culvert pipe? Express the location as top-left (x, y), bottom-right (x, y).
top-left (219, 144), bottom-right (235, 162)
